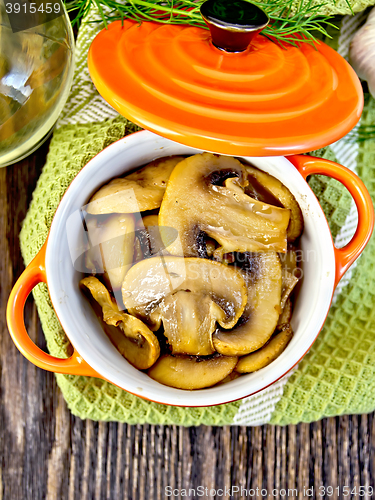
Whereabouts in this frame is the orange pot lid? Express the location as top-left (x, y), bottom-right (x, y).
top-left (88, 1), bottom-right (363, 156)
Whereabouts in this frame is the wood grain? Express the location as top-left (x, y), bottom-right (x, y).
top-left (0, 144), bottom-right (374, 500)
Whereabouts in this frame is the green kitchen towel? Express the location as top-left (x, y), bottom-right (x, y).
top-left (270, 94), bottom-right (375, 425)
top-left (19, 7), bottom-right (375, 425)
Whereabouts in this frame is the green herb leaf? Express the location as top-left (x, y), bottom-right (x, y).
top-left (64, 0), bottom-right (337, 46)
top-left (346, 124), bottom-right (375, 143)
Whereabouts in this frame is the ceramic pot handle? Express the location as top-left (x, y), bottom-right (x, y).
top-left (289, 155), bottom-right (374, 287)
top-left (6, 241), bottom-right (101, 377)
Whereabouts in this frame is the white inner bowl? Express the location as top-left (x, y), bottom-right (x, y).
top-left (46, 130), bottom-right (335, 406)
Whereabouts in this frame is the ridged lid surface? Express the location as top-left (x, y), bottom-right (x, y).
top-left (88, 19), bottom-right (363, 156)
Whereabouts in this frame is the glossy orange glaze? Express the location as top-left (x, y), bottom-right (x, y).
top-left (88, 20), bottom-right (363, 156)
top-left (289, 155), bottom-right (375, 286)
top-left (5, 241), bottom-right (166, 403)
top-left (6, 241), bottom-right (101, 378)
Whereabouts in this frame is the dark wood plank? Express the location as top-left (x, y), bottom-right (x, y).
top-left (311, 420), bottom-right (323, 494)
top-left (1, 145), bottom-right (375, 500)
top-left (0, 142), bottom-right (56, 500)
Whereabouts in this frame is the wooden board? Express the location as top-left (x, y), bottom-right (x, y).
top-left (0, 142), bottom-right (374, 500)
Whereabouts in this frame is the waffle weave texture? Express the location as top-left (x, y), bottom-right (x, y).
top-left (299, 0), bottom-right (375, 15)
top-left (18, 8), bottom-right (375, 425)
top-left (270, 94), bottom-right (375, 424)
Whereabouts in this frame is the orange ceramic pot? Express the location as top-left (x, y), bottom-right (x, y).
top-left (6, 131), bottom-right (374, 406)
top-left (6, 1), bottom-right (375, 405)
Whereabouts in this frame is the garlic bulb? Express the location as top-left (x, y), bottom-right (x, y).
top-left (350, 7), bottom-right (375, 97)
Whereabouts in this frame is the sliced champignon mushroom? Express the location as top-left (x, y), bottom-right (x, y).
top-left (84, 219), bottom-right (102, 274)
top-left (283, 247), bottom-right (298, 270)
top-left (158, 153), bottom-right (291, 259)
top-left (121, 256), bottom-right (247, 355)
top-left (136, 214), bottom-right (159, 230)
top-left (235, 325), bottom-right (293, 373)
top-left (213, 252), bottom-right (282, 356)
top-left (85, 213), bottom-right (135, 291)
top-left (281, 271), bottom-right (299, 310)
top-left (217, 371), bottom-right (243, 385)
top-left (86, 156), bottom-right (185, 214)
top-left (133, 237), bottom-right (143, 263)
top-left (280, 248), bottom-right (300, 309)
top-left (244, 164), bottom-right (304, 241)
top-left (148, 354), bottom-right (238, 390)
top-left (80, 276), bottom-right (160, 370)
top-left (135, 215), bottom-right (167, 258)
top-left (149, 291), bottom-right (226, 355)
top-left (277, 298), bottom-right (292, 327)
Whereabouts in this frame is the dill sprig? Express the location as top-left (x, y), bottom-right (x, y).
top-left (64, 0), bottom-right (337, 47)
top-left (356, 124), bottom-right (375, 142)
top-left (346, 124), bottom-right (375, 143)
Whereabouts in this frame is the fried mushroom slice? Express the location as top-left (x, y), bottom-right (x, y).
top-left (80, 277), bottom-right (160, 370)
top-left (277, 298), bottom-right (292, 327)
top-left (280, 248), bottom-right (299, 309)
top-left (85, 213), bottom-right (135, 291)
top-left (213, 252), bottom-right (282, 356)
top-left (86, 156), bottom-right (185, 214)
top-left (148, 354), bottom-right (238, 390)
top-left (217, 371), bottom-right (243, 385)
top-left (235, 325), bottom-right (293, 373)
top-left (159, 153), bottom-right (291, 259)
top-left (244, 164), bottom-right (304, 241)
top-left (136, 215), bottom-right (167, 258)
top-left (283, 247), bottom-right (297, 271)
top-left (150, 291), bottom-right (226, 355)
top-left (281, 271), bottom-right (299, 310)
top-left (122, 256), bottom-right (247, 326)
top-left (133, 237), bottom-right (143, 263)
top-left (122, 256), bottom-right (247, 355)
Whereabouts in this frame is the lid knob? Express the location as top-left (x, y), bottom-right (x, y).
top-left (200, 0), bottom-right (269, 52)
